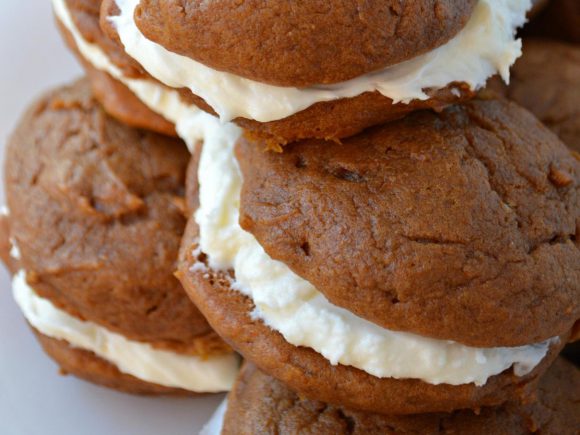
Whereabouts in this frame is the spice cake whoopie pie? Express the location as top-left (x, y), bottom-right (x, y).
top-left (80, 0), bottom-right (532, 145)
top-left (133, 0), bottom-right (478, 86)
top-left (201, 359), bottom-right (580, 435)
top-left (1, 79), bottom-right (239, 394)
top-left (177, 96), bottom-right (579, 414)
top-left (495, 39), bottom-right (580, 153)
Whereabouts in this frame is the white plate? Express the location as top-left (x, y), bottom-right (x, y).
top-left (0, 2), bottom-right (223, 434)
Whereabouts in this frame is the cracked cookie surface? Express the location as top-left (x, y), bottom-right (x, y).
top-left (237, 97), bottom-right (580, 347)
top-left (178, 154), bottom-right (566, 414)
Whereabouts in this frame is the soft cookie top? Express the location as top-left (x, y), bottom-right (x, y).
top-left (5, 79), bottom-right (214, 348)
top-left (237, 97), bottom-right (580, 348)
top-left (131, 0), bottom-right (476, 86)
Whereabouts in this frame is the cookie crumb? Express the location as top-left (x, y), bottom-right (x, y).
top-left (548, 165), bottom-right (573, 187)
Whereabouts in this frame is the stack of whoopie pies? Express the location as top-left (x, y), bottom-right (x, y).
top-left (2, 0), bottom-right (579, 432)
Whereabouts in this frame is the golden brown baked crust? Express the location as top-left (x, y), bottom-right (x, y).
top-left (222, 360), bottom-right (580, 435)
top-left (500, 39), bottom-right (580, 153)
top-left (32, 327), bottom-right (193, 395)
top-left (4, 79), bottom-right (222, 351)
top-left (177, 204), bottom-right (566, 415)
top-left (237, 98), bottom-right (580, 347)
top-left (131, 0), bottom-right (476, 87)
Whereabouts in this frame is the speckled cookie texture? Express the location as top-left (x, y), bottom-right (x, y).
top-left (98, 0), bottom-right (473, 144)
top-left (132, 0), bottom-right (477, 86)
top-left (500, 39), bottom-right (580, 153)
top-left (3, 79), bottom-right (226, 356)
top-left (178, 142), bottom-right (568, 415)
top-left (222, 360), bottom-right (580, 435)
top-left (237, 98), bottom-right (580, 348)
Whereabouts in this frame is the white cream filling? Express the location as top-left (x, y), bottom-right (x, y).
top-left (12, 270), bottom-right (239, 392)
top-left (9, 240), bottom-right (21, 261)
top-left (53, 0), bottom-right (556, 387)
top-left (200, 399), bottom-right (228, 435)
top-left (110, 0), bottom-right (530, 123)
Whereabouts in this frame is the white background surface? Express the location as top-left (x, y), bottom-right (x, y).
top-left (0, 2), bottom-right (224, 434)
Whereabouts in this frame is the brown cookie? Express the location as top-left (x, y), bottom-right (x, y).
top-left (57, 0), bottom-right (176, 137)
top-left (48, 0), bottom-right (474, 148)
top-left (67, 0), bottom-right (145, 78)
top-left (237, 98), bottom-right (580, 348)
top-left (499, 39), bottom-right (580, 153)
top-left (523, 0), bottom-right (580, 43)
top-left (32, 328), bottom-right (192, 395)
top-left (178, 184), bottom-right (566, 415)
top-left (97, 0), bottom-right (473, 144)
top-left (131, 0), bottom-right (476, 87)
top-left (222, 359), bottom-right (580, 435)
top-left (228, 85), bottom-right (475, 147)
top-left (3, 78), bottom-right (226, 355)
top-left (84, 63), bottom-right (176, 137)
